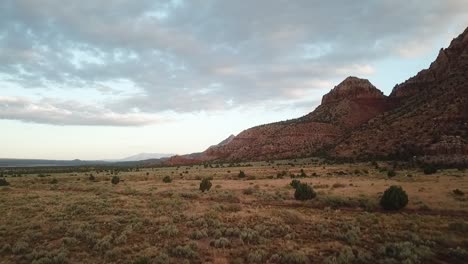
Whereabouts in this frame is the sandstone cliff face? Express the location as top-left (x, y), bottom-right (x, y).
top-left (165, 27), bottom-right (468, 165)
top-left (391, 27), bottom-right (468, 98)
top-left (333, 27), bottom-right (468, 162)
top-left (167, 77), bottom-right (393, 165)
top-left (322, 77), bottom-right (385, 104)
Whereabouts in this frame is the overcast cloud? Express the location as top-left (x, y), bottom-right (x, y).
top-left (0, 0), bottom-right (467, 126)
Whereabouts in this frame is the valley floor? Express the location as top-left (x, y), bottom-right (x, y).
top-left (1, 159), bottom-right (467, 263)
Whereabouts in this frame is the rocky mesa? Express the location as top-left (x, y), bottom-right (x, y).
top-left (166, 26), bottom-right (468, 166)
top-left (167, 76), bottom-right (395, 165)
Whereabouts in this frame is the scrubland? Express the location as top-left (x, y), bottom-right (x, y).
top-left (0, 159), bottom-right (467, 263)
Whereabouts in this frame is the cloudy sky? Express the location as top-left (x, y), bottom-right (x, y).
top-left (1, 0), bottom-right (467, 160)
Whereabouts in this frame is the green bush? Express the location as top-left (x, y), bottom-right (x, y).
top-left (238, 170), bottom-right (246, 178)
top-left (199, 178), bottom-right (212, 192)
top-left (0, 178), bottom-right (10, 186)
top-left (380, 185), bottom-right (408, 210)
top-left (111, 176), bottom-right (120, 185)
top-left (299, 169), bottom-right (307, 178)
top-left (163, 176), bottom-right (172, 183)
top-left (294, 183), bottom-right (316, 201)
top-left (423, 164), bottom-right (437, 175)
top-left (290, 179), bottom-right (301, 189)
top-left (387, 170), bottom-right (396, 178)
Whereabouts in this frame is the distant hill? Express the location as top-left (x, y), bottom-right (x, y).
top-left (0, 158), bottom-right (109, 167)
top-left (117, 153), bottom-right (175, 162)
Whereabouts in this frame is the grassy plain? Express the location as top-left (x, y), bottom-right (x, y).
top-left (0, 159), bottom-right (467, 263)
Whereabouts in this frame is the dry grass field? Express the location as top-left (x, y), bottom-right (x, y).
top-left (1, 159), bottom-right (467, 263)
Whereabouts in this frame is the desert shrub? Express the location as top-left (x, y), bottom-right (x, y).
top-left (94, 234), bottom-right (113, 252)
top-left (275, 210), bottom-right (304, 225)
top-left (294, 183), bottom-right (316, 201)
top-left (332, 183), bottom-right (346, 189)
top-left (314, 184), bottom-right (329, 189)
top-left (190, 229), bottom-right (208, 240)
top-left (180, 192), bottom-right (199, 199)
top-left (387, 170), bottom-right (396, 178)
top-left (380, 185), bottom-right (408, 210)
top-left (158, 224), bottom-right (179, 237)
top-left (12, 240), bottom-right (29, 254)
top-left (216, 204), bottom-right (241, 212)
top-left (247, 249), bottom-right (268, 263)
top-left (299, 169), bottom-right (307, 178)
top-left (30, 248), bottom-right (67, 264)
top-left (238, 170), bottom-right (246, 178)
top-left (132, 256), bottom-right (150, 264)
top-left (240, 228), bottom-right (261, 244)
top-left (247, 175), bottom-right (256, 180)
top-left (163, 176), bottom-right (172, 183)
top-left (243, 187), bottom-right (255, 195)
top-left (89, 175), bottom-right (95, 181)
top-left (269, 251), bottom-right (309, 264)
top-left (357, 196), bottom-right (378, 211)
top-left (379, 241), bottom-right (433, 262)
top-left (169, 243), bottom-right (198, 259)
top-left (342, 226), bottom-right (360, 244)
top-left (1, 243), bottom-right (11, 253)
top-left (111, 176), bottom-right (120, 185)
top-left (453, 189), bottom-right (464, 196)
top-left (223, 227), bottom-right (241, 237)
top-left (448, 247), bottom-right (468, 260)
top-left (0, 178), bottom-right (10, 186)
top-left (199, 178), bottom-right (212, 192)
top-left (323, 246), bottom-right (355, 264)
top-left (209, 228), bottom-right (223, 239)
top-left (277, 170), bottom-right (287, 178)
top-left (290, 179), bottom-right (301, 189)
top-left (211, 237), bottom-right (231, 248)
top-left (423, 164), bottom-right (438, 174)
top-left (153, 253), bottom-right (170, 264)
top-left (50, 178), bottom-right (58, 184)
top-left (448, 221), bottom-right (468, 232)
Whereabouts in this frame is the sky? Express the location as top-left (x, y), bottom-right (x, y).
top-left (1, 0), bottom-right (468, 160)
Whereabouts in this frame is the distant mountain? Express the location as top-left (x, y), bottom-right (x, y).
top-left (166, 135), bottom-right (236, 165)
top-left (165, 26), bottom-right (468, 165)
top-left (117, 153), bottom-right (175, 162)
top-left (0, 158), bottom-right (109, 167)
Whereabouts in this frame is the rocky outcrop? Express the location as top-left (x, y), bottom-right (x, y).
top-left (166, 77), bottom-right (392, 164)
top-left (427, 136), bottom-right (468, 156)
top-left (322, 77), bottom-right (385, 104)
top-left (163, 27), bottom-right (468, 165)
top-left (333, 27), bottom-right (468, 161)
top-left (391, 26), bottom-right (468, 98)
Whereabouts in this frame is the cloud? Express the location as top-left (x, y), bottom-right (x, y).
top-left (0, 96), bottom-right (165, 126)
top-left (0, 0), bottom-right (467, 125)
